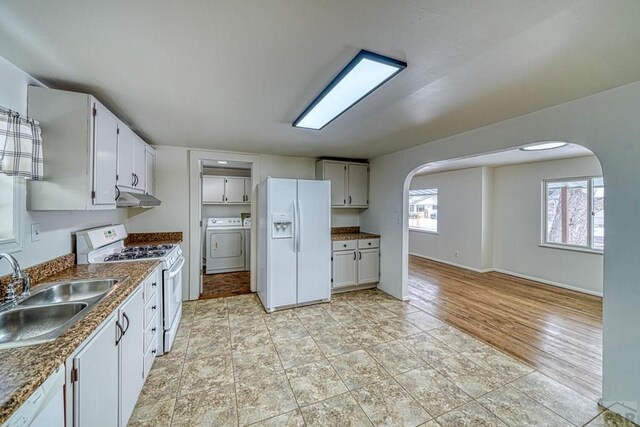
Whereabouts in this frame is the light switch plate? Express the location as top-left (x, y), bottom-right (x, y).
top-left (31, 223), bottom-right (41, 242)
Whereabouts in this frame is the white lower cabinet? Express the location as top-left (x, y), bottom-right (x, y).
top-left (69, 267), bottom-right (160, 427)
top-left (332, 238), bottom-right (380, 290)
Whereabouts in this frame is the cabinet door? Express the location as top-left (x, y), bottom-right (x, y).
top-left (244, 177), bottom-right (252, 203)
top-left (358, 248), bottom-right (380, 284)
top-left (73, 313), bottom-right (119, 427)
top-left (332, 250), bottom-right (357, 288)
top-left (133, 136), bottom-right (147, 191)
top-left (119, 287), bottom-right (145, 427)
top-left (92, 100), bottom-right (118, 206)
top-left (202, 176), bottom-right (225, 203)
top-left (323, 162), bottom-right (347, 207)
top-left (117, 123), bottom-right (135, 189)
top-left (225, 177), bottom-right (245, 203)
top-left (348, 163), bottom-right (369, 207)
top-left (145, 147), bottom-right (156, 196)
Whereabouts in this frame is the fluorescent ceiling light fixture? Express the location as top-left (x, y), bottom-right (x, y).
top-left (293, 50), bottom-right (407, 130)
top-left (217, 161), bottom-right (228, 164)
top-left (519, 141), bottom-right (568, 151)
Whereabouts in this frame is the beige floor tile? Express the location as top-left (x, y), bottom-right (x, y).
top-left (285, 359), bottom-right (348, 407)
top-left (262, 309), bottom-right (298, 324)
top-left (399, 332), bottom-right (458, 364)
top-left (185, 335), bottom-right (231, 361)
top-left (171, 384), bottom-right (237, 427)
top-left (418, 421), bottom-right (442, 427)
top-left (351, 377), bottom-right (431, 427)
top-left (236, 371), bottom-right (298, 426)
top-left (329, 349), bottom-right (390, 390)
top-left (248, 409), bottom-right (305, 426)
top-left (395, 366), bottom-right (471, 418)
top-left (343, 324), bottom-right (395, 347)
top-left (374, 317), bottom-right (423, 339)
top-left (426, 325), bottom-right (487, 353)
top-left (292, 304), bottom-right (329, 320)
top-left (232, 342), bottom-right (282, 372)
top-left (585, 410), bottom-right (638, 427)
top-left (312, 329), bottom-right (362, 357)
top-left (436, 401), bottom-right (507, 427)
top-left (274, 335), bottom-right (324, 369)
top-left (366, 340), bottom-right (426, 376)
top-left (429, 354), bottom-right (505, 398)
top-left (476, 386), bottom-right (574, 427)
top-left (266, 318), bottom-right (309, 343)
top-left (137, 366), bottom-right (181, 407)
top-left (377, 300), bottom-right (421, 316)
top-left (129, 398), bottom-right (175, 427)
top-left (298, 312), bottom-right (340, 333)
top-left (357, 305), bottom-right (398, 320)
top-left (179, 354), bottom-right (234, 396)
top-left (403, 311), bottom-right (445, 332)
top-left (300, 393), bottom-right (373, 427)
top-left (511, 371), bottom-right (603, 426)
top-left (462, 345), bottom-right (533, 382)
top-left (231, 324), bottom-right (272, 351)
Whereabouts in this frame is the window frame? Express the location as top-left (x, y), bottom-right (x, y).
top-left (408, 188), bottom-right (439, 235)
top-left (0, 176), bottom-right (24, 253)
top-left (541, 176), bottom-right (603, 254)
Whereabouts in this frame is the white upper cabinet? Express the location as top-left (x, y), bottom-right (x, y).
top-left (316, 160), bottom-right (369, 208)
top-left (27, 87), bottom-right (119, 210)
top-left (117, 122), bottom-right (136, 189)
top-left (133, 135), bottom-right (146, 191)
top-left (202, 175), bottom-right (251, 204)
top-left (145, 146), bottom-right (156, 196)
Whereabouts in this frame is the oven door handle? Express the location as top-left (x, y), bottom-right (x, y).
top-left (167, 256), bottom-right (185, 278)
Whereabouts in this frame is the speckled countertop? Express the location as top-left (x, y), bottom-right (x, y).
top-left (331, 226), bottom-right (380, 241)
top-left (0, 260), bottom-right (160, 424)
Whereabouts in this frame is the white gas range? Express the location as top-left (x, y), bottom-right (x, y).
top-left (75, 224), bottom-right (185, 355)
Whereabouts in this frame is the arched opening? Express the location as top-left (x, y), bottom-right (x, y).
top-left (400, 142), bottom-right (604, 401)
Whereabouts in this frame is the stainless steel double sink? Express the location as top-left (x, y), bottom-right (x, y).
top-left (0, 279), bottom-right (118, 349)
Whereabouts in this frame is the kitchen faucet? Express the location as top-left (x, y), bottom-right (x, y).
top-left (0, 253), bottom-right (31, 304)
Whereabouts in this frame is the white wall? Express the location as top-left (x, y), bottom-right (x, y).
top-left (409, 167), bottom-right (488, 270)
top-left (361, 80), bottom-right (640, 420)
top-left (331, 209), bottom-right (360, 228)
top-left (493, 156), bottom-right (603, 294)
top-left (0, 56), bottom-right (127, 276)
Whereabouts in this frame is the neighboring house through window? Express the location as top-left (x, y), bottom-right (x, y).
top-left (409, 188), bottom-right (438, 233)
top-left (543, 176), bottom-right (604, 252)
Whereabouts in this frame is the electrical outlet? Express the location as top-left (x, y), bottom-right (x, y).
top-left (31, 223), bottom-right (41, 242)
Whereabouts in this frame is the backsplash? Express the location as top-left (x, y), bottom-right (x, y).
top-left (0, 253), bottom-right (75, 299)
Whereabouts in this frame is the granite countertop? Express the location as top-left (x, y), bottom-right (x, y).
top-left (331, 232), bottom-right (381, 241)
top-left (124, 232), bottom-right (183, 247)
top-left (0, 260), bottom-right (160, 424)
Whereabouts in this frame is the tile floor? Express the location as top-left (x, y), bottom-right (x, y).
top-left (129, 289), bottom-right (635, 427)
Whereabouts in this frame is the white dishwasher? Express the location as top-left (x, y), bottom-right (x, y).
top-left (5, 365), bottom-right (65, 427)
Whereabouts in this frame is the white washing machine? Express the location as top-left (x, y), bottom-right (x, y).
top-left (205, 218), bottom-right (245, 274)
top-left (243, 218), bottom-right (251, 272)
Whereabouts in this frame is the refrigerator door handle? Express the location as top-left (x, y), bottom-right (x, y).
top-left (292, 200), bottom-right (299, 253)
top-left (295, 198), bottom-right (302, 252)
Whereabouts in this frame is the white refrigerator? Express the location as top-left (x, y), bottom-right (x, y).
top-left (257, 177), bottom-right (331, 312)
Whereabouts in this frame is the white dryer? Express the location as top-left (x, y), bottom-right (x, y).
top-left (205, 218), bottom-right (245, 274)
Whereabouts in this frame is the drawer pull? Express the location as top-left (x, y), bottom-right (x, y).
top-left (152, 349), bottom-right (157, 355)
top-left (152, 305), bottom-right (157, 311)
top-left (151, 282), bottom-right (157, 287)
top-left (343, 244), bottom-right (347, 247)
top-left (152, 327), bottom-right (156, 332)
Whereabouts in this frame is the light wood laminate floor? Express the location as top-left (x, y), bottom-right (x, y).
top-left (408, 255), bottom-right (603, 401)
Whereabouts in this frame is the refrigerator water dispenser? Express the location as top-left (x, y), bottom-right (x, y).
top-left (272, 213), bottom-right (293, 238)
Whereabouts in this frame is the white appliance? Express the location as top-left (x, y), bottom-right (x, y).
top-left (257, 178), bottom-right (331, 312)
top-left (243, 217), bottom-right (251, 272)
top-left (205, 218), bottom-right (245, 274)
top-left (75, 224), bottom-right (184, 355)
top-left (5, 365), bottom-right (65, 427)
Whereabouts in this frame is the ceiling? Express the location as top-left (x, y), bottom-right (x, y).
top-left (414, 143), bottom-right (594, 175)
top-left (1, 0), bottom-right (639, 159)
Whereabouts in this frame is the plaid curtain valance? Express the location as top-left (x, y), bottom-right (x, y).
top-left (0, 108), bottom-right (43, 180)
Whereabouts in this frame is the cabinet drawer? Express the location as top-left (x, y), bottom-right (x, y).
top-left (144, 275), bottom-right (159, 302)
top-left (358, 238), bottom-right (379, 249)
top-left (144, 321), bottom-right (158, 353)
top-left (144, 296), bottom-right (159, 329)
top-left (143, 334), bottom-right (158, 379)
top-left (332, 240), bottom-right (357, 251)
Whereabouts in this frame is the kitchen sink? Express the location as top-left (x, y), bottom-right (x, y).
top-left (0, 302), bottom-right (88, 348)
top-left (0, 279), bottom-right (118, 349)
top-left (19, 279), bottom-right (117, 306)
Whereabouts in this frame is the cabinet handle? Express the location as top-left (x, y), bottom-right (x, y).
top-left (152, 327), bottom-right (156, 332)
top-left (152, 349), bottom-right (157, 355)
top-left (151, 282), bottom-right (157, 287)
top-left (359, 251), bottom-right (362, 260)
top-left (349, 196), bottom-right (352, 205)
top-left (115, 185), bottom-right (120, 201)
top-left (343, 244), bottom-right (347, 248)
top-left (221, 194), bottom-right (224, 202)
top-left (115, 320), bottom-right (124, 345)
top-left (122, 312), bottom-right (130, 334)
top-left (353, 251), bottom-right (356, 260)
top-left (152, 305), bottom-right (157, 311)
top-left (132, 173), bottom-right (135, 186)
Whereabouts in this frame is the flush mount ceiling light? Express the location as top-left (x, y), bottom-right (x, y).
top-left (217, 161), bottom-right (228, 164)
top-left (293, 50), bottom-right (407, 130)
top-left (519, 141), bottom-right (568, 151)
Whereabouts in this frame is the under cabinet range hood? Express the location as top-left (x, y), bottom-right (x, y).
top-left (116, 191), bottom-right (161, 208)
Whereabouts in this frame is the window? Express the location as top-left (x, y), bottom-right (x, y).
top-left (543, 177), bottom-right (604, 252)
top-left (0, 174), bottom-right (23, 253)
top-left (409, 188), bottom-right (438, 233)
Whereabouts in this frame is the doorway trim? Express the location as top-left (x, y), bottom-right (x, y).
top-left (188, 149), bottom-right (261, 300)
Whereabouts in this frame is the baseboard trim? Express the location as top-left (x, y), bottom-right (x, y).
top-left (409, 252), bottom-right (603, 297)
